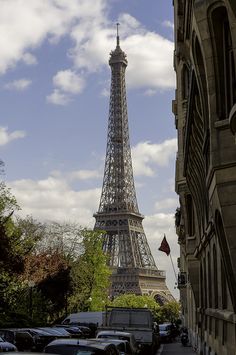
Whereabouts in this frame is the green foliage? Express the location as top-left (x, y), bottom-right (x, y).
top-left (0, 182), bottom-right (111, 323)
top-left (0, 310), bottom-right (34, 328)
top-left (15, 216), bottom-right (46, 254)
top-left (158, 301), bottom-right (180, 323)
top-left (36, 221), bottom-right (83, 261)
top-left (68, 229), bottom-right (111, 312)
top-left (0, 181), bottom-right (19, 217)
top-left (0, 183), bottom-right (25, 312)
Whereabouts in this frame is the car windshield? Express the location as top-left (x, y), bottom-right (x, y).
top-left (98, 335), bottom-right (129, 342)
top-left (76, 352), bottom-right (103, 355)
top-left (159, 325), bottom-right (169, 331)
top-left (0, 336), bottom-right (4, 342)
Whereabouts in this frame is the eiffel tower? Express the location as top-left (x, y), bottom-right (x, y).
top-left (94, 25), bottom-right (173, 302)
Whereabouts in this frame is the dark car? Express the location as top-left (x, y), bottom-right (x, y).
top-left (37, 327), bottom-right (71, 338)
top-left (93, 338), bottom-right (133, 355)
top-left (96, 331), bottom-right (139, 354)
top-left (158, 323), bottom-right (172, 343)
top-left (0, 336), bottom-right (17, 352)
top-left (0, 329), bottom-right (34, 351)
top-left (76, 325), bottom-right (92, 338)
top-left (44, 338), bottom-right (119, 355)
top-left (54, 325), bottom-right (83, 338)
top-left (20, 328), bottom-right (58, 351)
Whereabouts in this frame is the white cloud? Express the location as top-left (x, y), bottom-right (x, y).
top-left (70, 12), bottom-right (175, 90)
top-left (101, 88), bottom-right (109, 97)
top-left (68, 170), bottom-right (101, 180)
top-left (9, 176), bottom-right (101, 226)
top-left (155, 197), bottom-right (178, 212)
top-left (124, 32), bottom-right (175, 89)
top-left (162, 20), bottom-right (174, 30)
top-left (0, 1), bottom-right (174, 92)
top-left (46, 89), bottom-right (71, 105)
top-left (53, 70), bottom-right (85, 94)
top-left (0, 126), bottom-right (26, 146)
top-left (144, 89), bottom-right (157, 96)
top-left (22, 53), bottom-right (38, 65)
top-left (0, 0), bottom-right (106, 74)
top-left (50, 169), bottom-right (102, 181)
top-left (132, 138), bottom-right (177, 176)
top-left (4, 79), bottom-right (32, 91)
top-left (47, 69), bottom-right (86, 105)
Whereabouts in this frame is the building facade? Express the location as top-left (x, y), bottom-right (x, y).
top-left (174, 1), bottom-right (236, 354)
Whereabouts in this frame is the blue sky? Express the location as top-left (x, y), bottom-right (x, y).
top-left (0, 0), bottom-right (179, 298)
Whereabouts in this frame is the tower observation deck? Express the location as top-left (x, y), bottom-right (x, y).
top-left (94, 26), bottom-right (173, 302)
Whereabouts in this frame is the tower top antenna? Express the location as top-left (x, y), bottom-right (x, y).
top-left (116, 22), bottom-right (120, 46)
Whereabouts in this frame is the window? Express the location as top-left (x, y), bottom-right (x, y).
top-left (208, 252), bottom-right (212, 308)
top-left (221, 260), bottom-right (227, 309)
top-left (223, 19), bottom-right (236, 116)
top-left (200, 263), bottom-right (204, 308)
top-left (213, 245), bottom-right (218, 308)
top-left (209, 317), bottom-right (212, 334)
top-left (203, 257), bottom-right (207, 308)
top-left (182, 65), bottom-right (189, 100)
top-left (215, 318), bottom-right (218, 339)
top-left (222, 321), bottom-right (227, 345)
top-left (186, 194), bottom-right (195, 236)
top-left (210, 6), bottom-right (236, 119)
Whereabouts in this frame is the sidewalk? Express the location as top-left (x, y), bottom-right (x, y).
top-left (156, 340), bottom-right (197, 354)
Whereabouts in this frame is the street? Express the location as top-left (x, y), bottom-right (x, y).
top-left (156, 340), bottom-right (196, 354)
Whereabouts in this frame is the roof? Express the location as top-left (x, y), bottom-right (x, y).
top-left (45, 338), bottom-right (116, 350)
top-left (97, 330), bottom-right (132, 337)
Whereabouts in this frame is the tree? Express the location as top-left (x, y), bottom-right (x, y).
top-left (17, 219), bottom-right (77, 323)
top-left (159, 301), bottom-right (180, 323)
top-left (43, 221), bottom-right (83, 260)
top-left (0, 181), bottom-right (19, 218)
top-left (68, 229), bottom-right (111, 312)
top-left (0, 182), bottom-right (29, 324)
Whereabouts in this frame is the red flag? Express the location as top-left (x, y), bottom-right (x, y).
top-left (158, 235), bottom-right (170, 256)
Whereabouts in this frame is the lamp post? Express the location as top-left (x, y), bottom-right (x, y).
top-left (87, 297), bottom-right (92, 311)
top-left (28, 281), bottom-right (35, 321)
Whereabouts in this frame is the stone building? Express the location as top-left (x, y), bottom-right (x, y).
top-left (173, 1), bottom-right (236, 354)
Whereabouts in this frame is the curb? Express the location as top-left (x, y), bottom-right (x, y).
top-left (156, 344), bottom-right (163, 355)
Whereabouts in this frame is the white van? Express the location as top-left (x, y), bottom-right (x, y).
top-left (62, 312), bottom-right (105, 326)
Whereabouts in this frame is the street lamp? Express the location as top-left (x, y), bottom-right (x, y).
top-left (87, 297), bottom-right (92, 311)
top-left (28, 281), bottom-right (35, 321)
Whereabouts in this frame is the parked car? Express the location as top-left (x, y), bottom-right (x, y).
top-left (36, 327), bottom-right (71, 338)
top-left (69, 322), bottom-right (98, 337)
top-left (44, 338), bottom-right (119, 355)
top-left (0, 329), bottom-right (34, 351)
top-left (76, 325), bottom-right (92, 338)
top-left (158, 323), bottom-right (172, 343)
top-left (94, 338), bottom-right (133, 355)
top-left (96, 330), bottom-right (139, 354)
top-left (0, 336), bottom-right (17, 352)
top-left (1, 353), bottom-right (56, 355)
top-left (55, 324), bottom-right (84, 338)
top-left (20, 328), bottom-right (58, 351)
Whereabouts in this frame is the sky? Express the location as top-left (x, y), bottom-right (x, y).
top-left (0, 0), bottom-right (179, 299)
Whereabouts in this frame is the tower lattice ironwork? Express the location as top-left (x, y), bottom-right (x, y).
top-left (94, 26), bottom-right (173, 301)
